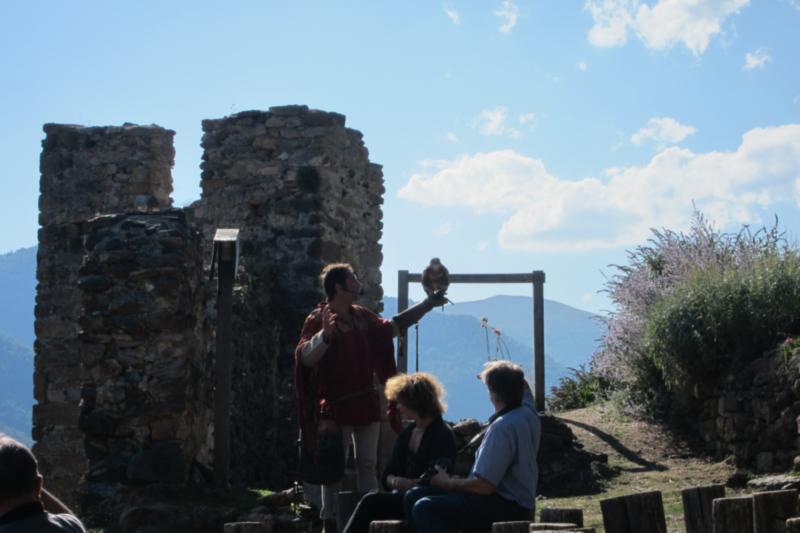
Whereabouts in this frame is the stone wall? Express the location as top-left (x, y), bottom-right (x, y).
top-left (76, 210), bottom-right (209, 521)
top-left (691, 349), bottom-right (800, 473)
top-left (192, 105), bottom-right (385, 486)
top-left (34, 124), bottom-right (174, 505)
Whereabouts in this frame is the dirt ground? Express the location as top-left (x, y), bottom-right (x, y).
top-left (540, 401), bottom-right (739, 532)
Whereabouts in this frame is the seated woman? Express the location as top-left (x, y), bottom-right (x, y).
top-left (342, 372), bottom-right (456, 533)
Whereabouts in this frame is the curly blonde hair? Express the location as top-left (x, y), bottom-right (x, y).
top-left (385, 372), bottom-right (447, 418)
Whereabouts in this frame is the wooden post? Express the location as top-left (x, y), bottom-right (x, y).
top-left (397, 270), bottom-right (409, 373)
top-left (223, 522), bottom-right (269, 533)
top-left (369, 520), bottom-right (408, 533)
top-left (786, 518), bottom-right (800, 533)
top-left (532, 270), bottom-right (545, 412)
top-left (601, 491), bottom-right (667, 533)
top-left (213, 228), bottom-right (239, 488)
top-left (712, 495), bottom-right (754, 533)
top-left (540, 508), bottom-right (584, 527)
top-left (682, 484), bottom-right (725, 533)
top-left (529, 524), bottom-right (579, 531)
top-left (753, 489), bottom-right (798, 533)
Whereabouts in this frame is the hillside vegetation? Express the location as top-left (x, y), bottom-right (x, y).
top-left (552, 212), bottom-right (800, 422)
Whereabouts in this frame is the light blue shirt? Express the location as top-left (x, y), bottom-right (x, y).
top-left (470, 388), bottom-right (541, 510)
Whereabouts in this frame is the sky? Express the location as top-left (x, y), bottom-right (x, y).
top-left (1, 0), bottom-right (799, 314)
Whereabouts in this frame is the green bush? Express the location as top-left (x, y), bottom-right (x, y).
top-left (547, 365), bottom-right (610, 412)
top-left (645, 252), bottom-right (800, 387)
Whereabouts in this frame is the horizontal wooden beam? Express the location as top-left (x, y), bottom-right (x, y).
top-left (405, 272), bottom-right (543, 284)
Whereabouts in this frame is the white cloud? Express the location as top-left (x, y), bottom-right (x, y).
top-left (446, 131), bottom-right (461, 143)
top-left (475, 108), bottom-right (531, 138)
top-left (398, 124), bottom-right (800, 252)
top-left (433, 221), bottom-right (454, 238)
top-left (578, 61), bottom-right (589, 71)
top-left (743, 48), bottom-right (770, 70)
top-left (581, 292), bottom-right (595, 303)
top-left (631, 116), bottom-right (697, 145)
top-left (494, 0), bottom-right (519, 33)
top-left (787, 0), bottom-right (800, 12)
top-left (585, 0), bottom-right (750, 55)
top-left (586, 0), bottom-right (634, 47)
top-left (445, 7), bottom-right (462, 25)
top-left (476, 241), bottom-right (490, 251)
top-left (475, 106), bottom-right (509, 136)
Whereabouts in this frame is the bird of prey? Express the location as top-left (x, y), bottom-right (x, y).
top-left (422, 257), bottom-right (450, 298)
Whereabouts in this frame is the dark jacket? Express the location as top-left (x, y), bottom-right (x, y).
top-left (381, 416), bottom-right (457, 490)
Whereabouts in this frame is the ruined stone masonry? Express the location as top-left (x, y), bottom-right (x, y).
top-left (35, 123), bottom-right (174, 507)
top-left (33, 107), bottom-right (385, 526)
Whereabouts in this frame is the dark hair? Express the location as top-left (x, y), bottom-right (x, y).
top-left (320, 263), bottom-right (354, 300)
top-left (478, 360), bottom-right (525, 408)
top-left (385, 372), bottom-right (447, 419)
top-left (0, 435), bottom-right (39, 502)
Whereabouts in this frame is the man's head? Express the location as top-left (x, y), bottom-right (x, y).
top-left (478, 360), bottom-right (526, 411)
top-left (320, 263), bottom-right (361, 301)
top-left (0, 434), bottom-right (42, 507)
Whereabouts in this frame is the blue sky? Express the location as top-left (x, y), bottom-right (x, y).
top-left (1, 0), bottom-right (799, 314)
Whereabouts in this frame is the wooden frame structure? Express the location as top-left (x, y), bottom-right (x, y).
top-left (397, 270), bottom-right (546, 412)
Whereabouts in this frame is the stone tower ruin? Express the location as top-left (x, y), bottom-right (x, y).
top-left (32, 106), bottom-right (386, 519)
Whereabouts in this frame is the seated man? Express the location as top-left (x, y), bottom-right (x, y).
top-left (404, 361), bottom-right (541, 533)
top-left (0, 434), bottom-right (86, 532)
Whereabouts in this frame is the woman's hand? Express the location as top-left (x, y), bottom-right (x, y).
top-left (388, 475), bottom-right (416, 492)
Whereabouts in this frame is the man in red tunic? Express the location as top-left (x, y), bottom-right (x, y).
top-left (295, 263), bottom-right (444, 530)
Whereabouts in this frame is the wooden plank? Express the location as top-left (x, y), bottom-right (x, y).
top-left (369, 520), bottom-right (408, 533)
top-left (529, 524), bottom-right (578, 531)
top-left (682, 484), bottom-right (725, 533)
top-left (713, 495), bottom-right (754, 533)
top-left (397, 270), bottom-right (409, 373)
top-left (601, 494), bottom-right (631, 533)
top-left (213, 244), bottom-right (236, 488)
top-left (753, 489), bottom-right (798, 533)
top-left (625, 491), bottom-right (667, 533)
top-left (492, 521), bottom-right (532, 532)
top-left (540, 509), bottom-right (584, 527)
top-left (406, 273), bottom-right (536, 283)
top-left (532, 270), bottom-right (545, 413)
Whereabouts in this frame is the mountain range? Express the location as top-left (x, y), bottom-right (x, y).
top-left (0, 246), bottom-right (605, 439)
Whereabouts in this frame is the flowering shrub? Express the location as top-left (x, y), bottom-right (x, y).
top-left (547, 365), bottom-right (610, 412)
top-left (592, 211), bottom-right (791, 418)
top-left (645, 253), bottom-right (800, 387)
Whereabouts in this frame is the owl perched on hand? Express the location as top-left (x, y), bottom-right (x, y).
top-left (422, 257), bottom-right (450, 297)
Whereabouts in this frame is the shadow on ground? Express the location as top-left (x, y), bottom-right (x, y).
top-left (558, 417), bottom-right (668, 473)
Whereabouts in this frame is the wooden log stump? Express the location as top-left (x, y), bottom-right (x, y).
top-left (753, 489), bottom-right (798, 533)
top-left (786, 518), bottom-right (800, 533)
top-left (682, 484), bottom-right (725, 533)
top-left (712, 495), bottom-right (754, 533)
top-left (529, 524), bottom-right (579, 531)
top-left (540, 509), bottom-right (584, 527)
top-left (369, 520), bottom-right (408, 533)
top-left (224, 522), bottom-right (270, 533)
top-left (492, 521), bottom-right (532, 532)
top-left (600, 491), bottom-right (667, 533)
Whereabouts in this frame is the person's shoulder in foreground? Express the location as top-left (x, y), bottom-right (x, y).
top-left (0, 434), bottom-right (87, 533)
